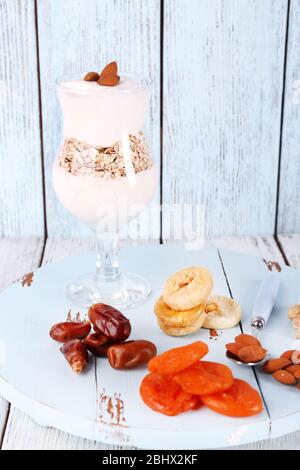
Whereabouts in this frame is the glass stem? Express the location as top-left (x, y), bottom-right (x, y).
top-left (95, 232), bottom-right (121, 286)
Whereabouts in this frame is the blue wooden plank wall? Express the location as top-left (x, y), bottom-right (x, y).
top-left (0, 0), bottom-right (298, 238)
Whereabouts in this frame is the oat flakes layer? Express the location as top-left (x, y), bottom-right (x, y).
top-left (59, 132), bottom-right (153, 178)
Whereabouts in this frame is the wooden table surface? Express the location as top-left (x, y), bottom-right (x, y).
top-left (0, 235), bottom-right (299, 450)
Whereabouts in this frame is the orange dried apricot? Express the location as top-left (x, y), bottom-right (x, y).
top-left (140, 373), bottom-right (199, 416)
top-left (201, 378), bottom-right (263, 417)
top-left (173, 361), bottom-right (233, 395)
top-left (148, 341), bottom-right (208, 375)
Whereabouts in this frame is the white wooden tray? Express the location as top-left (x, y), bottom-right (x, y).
top-left (0, 245), bottom-right (299, 449)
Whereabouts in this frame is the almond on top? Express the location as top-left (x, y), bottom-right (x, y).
top-left (100, 61), bottom-right (118, 76)
top-left (97, 74), bottom-right (120, 87)
top-left (84, 71), bottom-right (99, 81)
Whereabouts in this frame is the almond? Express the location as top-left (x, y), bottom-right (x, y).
top-left (97, 74), bottom-right (120, 87)
top-left (284, 364), bottom-right (300, 376)
top-left (280, 350), bottom-right (296, 360)
top-left (272, 369), bottom-right (296, 385)
top-left (234, 333), bottom-right (261, 347)
top-left (238, 345), bottom-right (267, 363)
top-left (291, 350), bottom-right (300, 365)
top-left (225, 342), bottom-right (241, 357)
top-left (263, 358), bottom-right (291, 373)
top-left (100, 61), bottom-right (118, 76)
top-left (84, 71), bottom-right (100, 81)
top-left (294, 369), bottom-right (300, 379)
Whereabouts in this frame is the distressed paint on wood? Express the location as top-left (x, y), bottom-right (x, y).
top-left (163, 0), bottom-right (287, 238)
top-left (0, 0), bottom-right (44, 236)
top-left (0, 238), bottom-right (44, 445)
top-left (0, 236), bottom-right (298, 450)
top-left (36, 0), bottom-right (161, 238)
top-left (277, 0), bottom-right (300, 234)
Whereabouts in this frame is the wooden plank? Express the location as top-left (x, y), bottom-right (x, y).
top-left (209, 236), bottom-right (283, 259)
top-left (1, 237), bottom-right (133, 450)
top-left (0, 238), bottom-right (44, 445)
top-left (278, 234), bottom-right (300, 268)
top-left (36, 0), bottom-right (161, 238)
top-left (277, 1), bottom-right (300, 234)
top-left (0, 0), bottom-right (44, 236)
top-left (217, 236), bottom-right (300, 449)
top-left (163, 0), bottom-right (287, 238)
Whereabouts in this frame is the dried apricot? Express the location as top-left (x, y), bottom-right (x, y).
top-left (148, 341), bottom-right (208, 375)
top-left (201, 378), bottom-right (263, 417)
top-left (173, 361), bottom-right (233, 395)
top-left (140, 373), bottom-right (199, 416)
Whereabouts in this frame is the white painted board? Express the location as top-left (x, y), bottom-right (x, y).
top-left (0, 244), bottom-right (299, 449)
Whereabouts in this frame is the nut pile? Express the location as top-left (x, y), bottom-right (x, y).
top-left (226, 334), bottom-right (267, 363)
top-left (50, 303), bottom-right (156, 374)
top-left (263, 350), bottom-right (300, 389)
top-left (59, 132), bottom-right (153, 178)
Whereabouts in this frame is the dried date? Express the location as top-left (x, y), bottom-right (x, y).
top-left (107, 340), bottom-right (157, 369)
top-left (84, 332), bottom-right (113, 357)
top-left (50, 321), bottom-right (91, 342)
top-left (88, 303), bottom-right (131, 341)
top-left (60, 339), bottom-right (89, 374)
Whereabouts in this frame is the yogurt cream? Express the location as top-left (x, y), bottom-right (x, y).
top-left (57, 76), bottom-right (150, 148)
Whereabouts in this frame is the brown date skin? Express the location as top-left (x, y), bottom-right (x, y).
top-left (84, 333), bottom-right (114, 357)
top-left (50, 321), bottom-right (91, 342)
top-left (107, 340), bottom-right (157, 369)
top-left (88, 303), bottom-right (131, 341)
top-left (60, 339), bottom-right (89, 374)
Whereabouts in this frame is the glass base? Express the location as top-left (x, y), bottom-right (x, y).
top-left (65, 272), bottom-right (151, 309)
